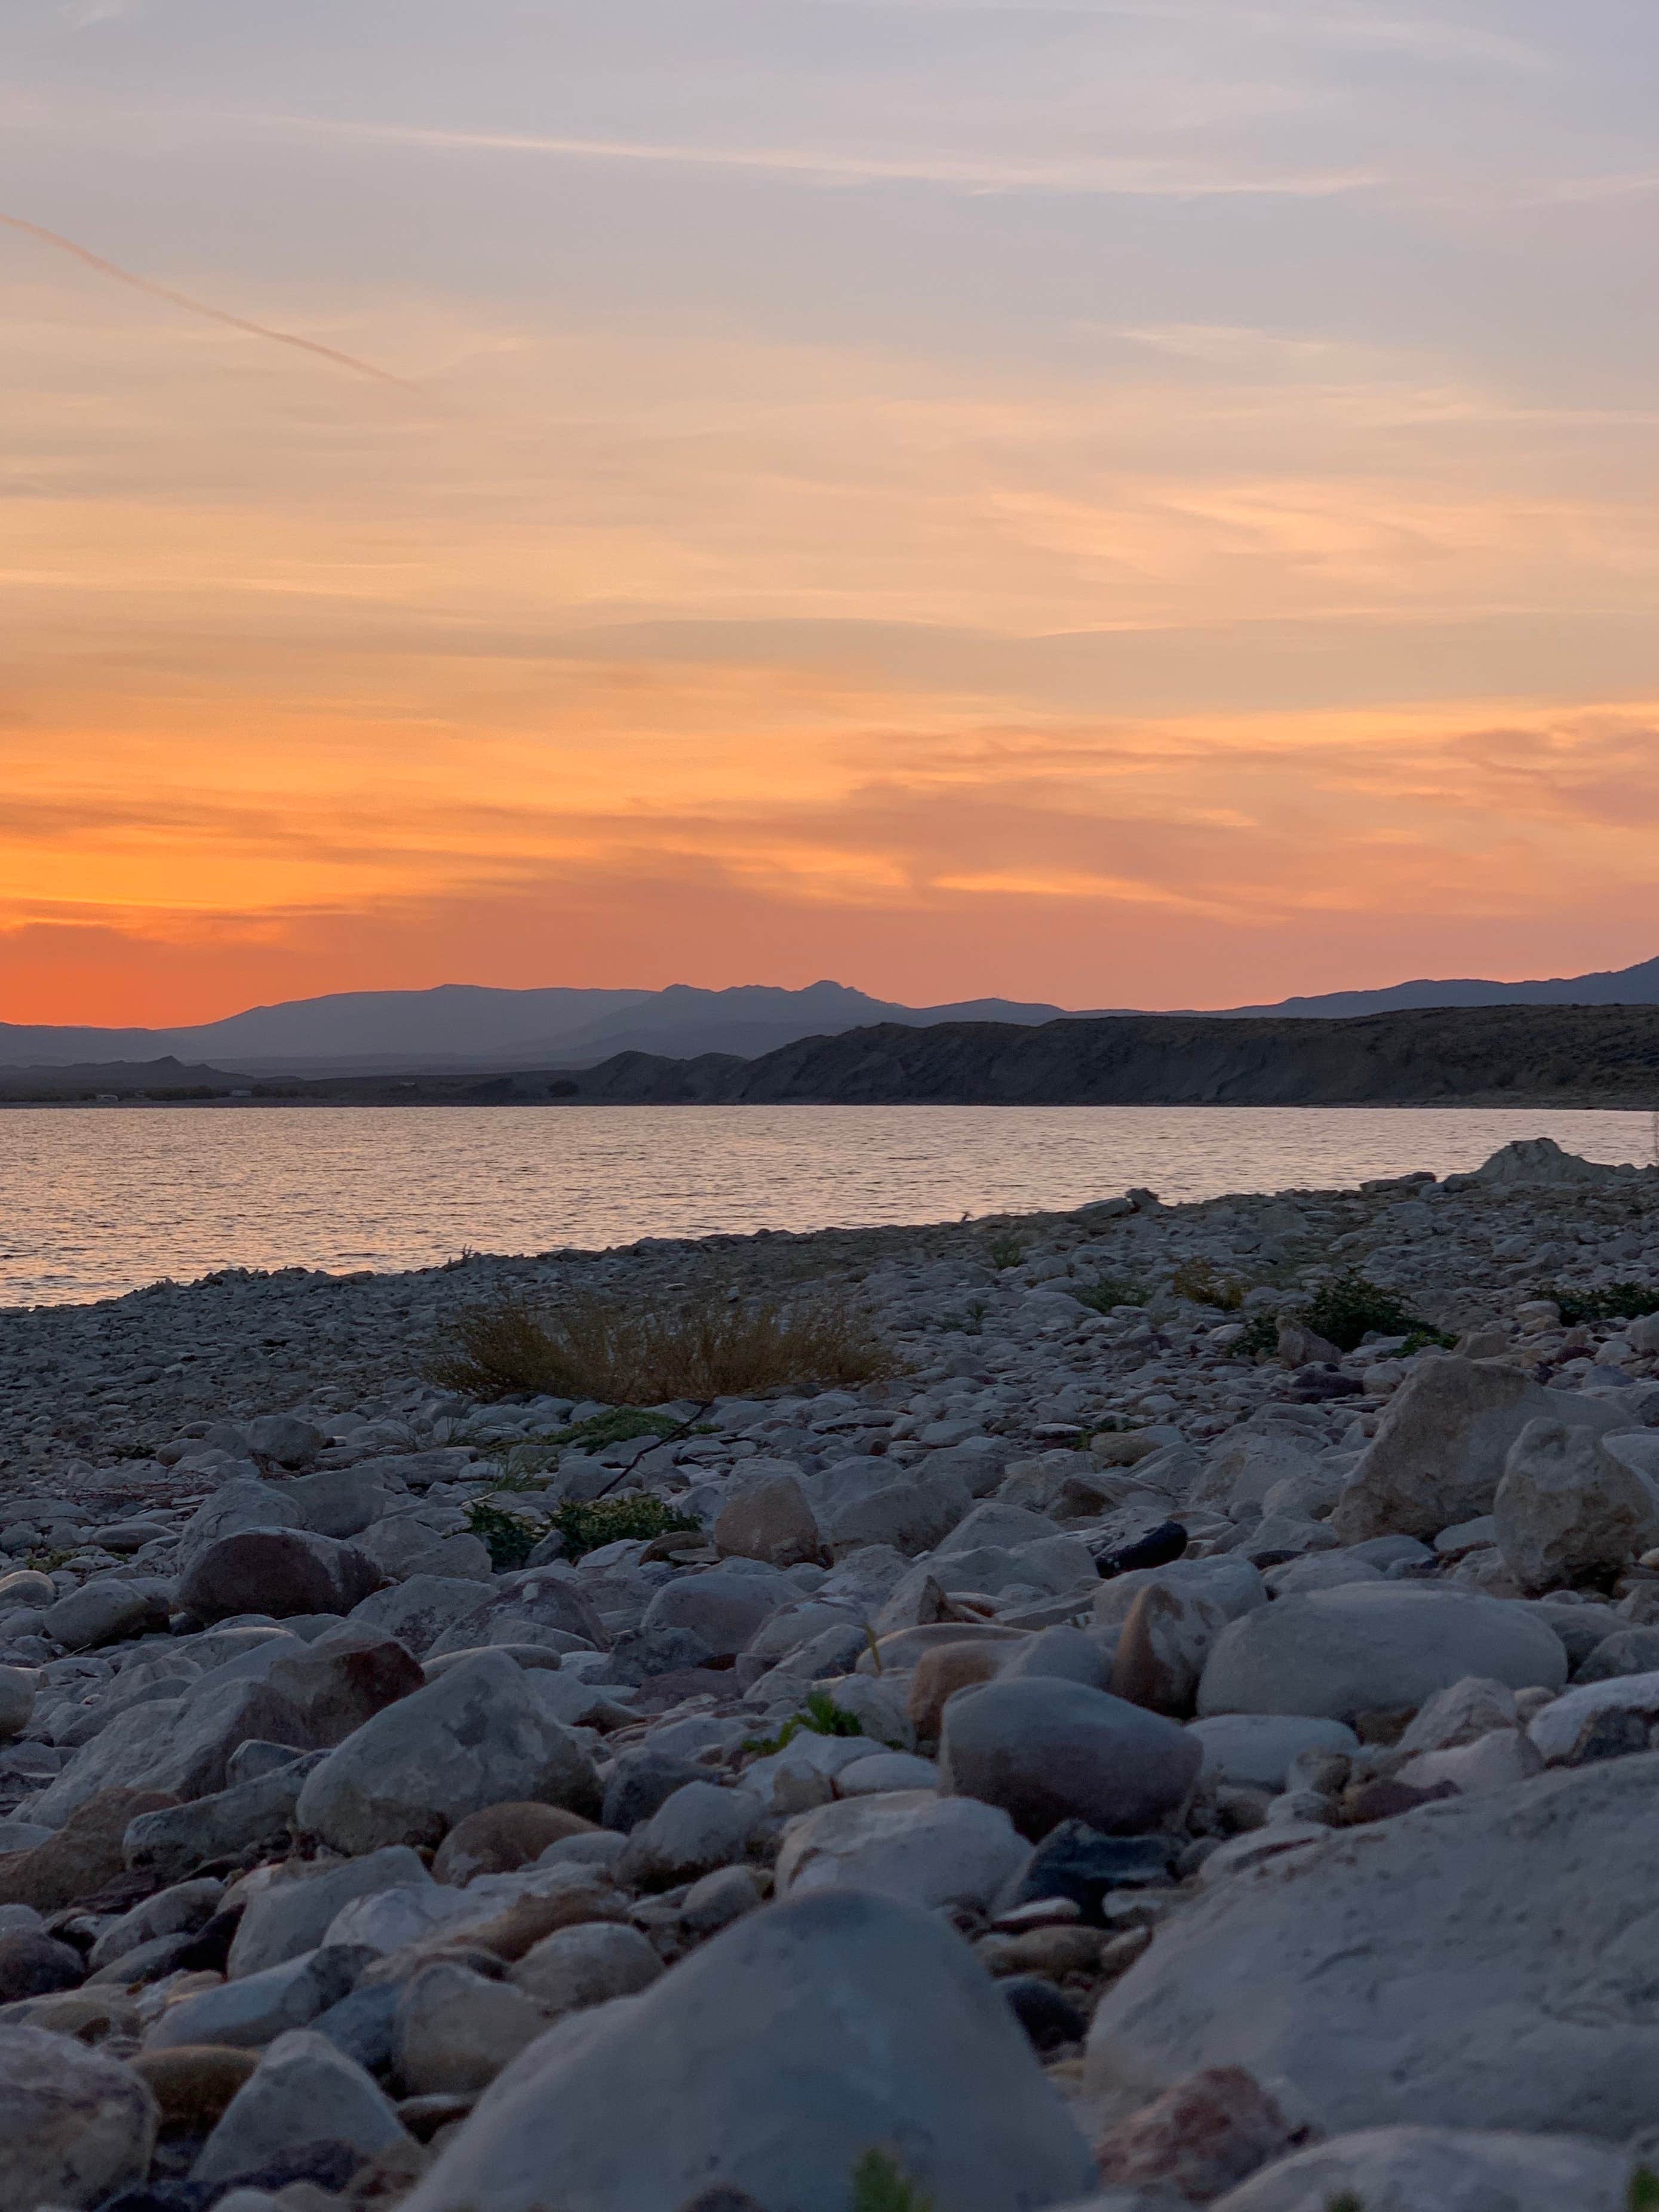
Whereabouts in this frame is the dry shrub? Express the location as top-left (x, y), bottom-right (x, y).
top-left (427, 1283), bottom-right (900, 1403)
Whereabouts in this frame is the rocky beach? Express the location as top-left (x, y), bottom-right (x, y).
top-left (4, 1133), bottom-right (1659, 2210)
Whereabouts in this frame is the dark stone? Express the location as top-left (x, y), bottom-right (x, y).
top-left (0, 1930), bottom-right (84, 2000)
top-left (205, 2138), bottom-right (365, 2202)
top-left (311, 1978), bottom-right (401, 2071)
top-left (1013, 1821), bottom-right (1179, 1923)
top-left (177, 1529), bottom-right (384, 1624)
top-left (1098, 1522), bottom-right (1188, 1579)
top-left (1563, 1706), bottom-right (1653, 1767)
top-left (1000, 1974), bottom-right (1087, 2053)
top-left (1289, 1367), bottom-right (1363, 1402)
top-left (169, 1907), bottom-right (244, 1976)
top-left (1341, 1776), bottom-right (1460, 1825)
top-left (601, 1749), bottom-right (708, 1833)
top-left (604, 1627), bottom-right (718, 1685)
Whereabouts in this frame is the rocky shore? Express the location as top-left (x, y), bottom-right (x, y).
top-left (3, 1134), bottom-right (1659, 2210)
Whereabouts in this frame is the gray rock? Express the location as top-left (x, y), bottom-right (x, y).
top-left (601, 1749), bottom-right (708, 1833)
top-left (1208, 2125), bottom-right (1634, 2212)
top-left (997, 1626), bottom-right (1111, 1691)
top-left (940, 1678), bottom-right (1202, 1838)
top-left (33, 1677), bottom-right (313, 1826)
top-left (616, 1781), bottom-right (763, 1891)
top-left (1094, 1557), bottom-right (1267, 1630)
top-left (146, 1944), bottom-right (364, 2050)
top-left (776, 1791), bottom-right (1028, 1911)
top-left (713, 1468), bottom-right (824, 1568)
top-left (41, 1580), bottom-right (168, 1652)
top-left (822, 1469), bottom-right (971, 1557)
top-left (1187, 1715), bottom-right (1358, 1790)
top-left (247, 1415), bottom-right (327, 1470)
top-left (124, 1753), bottom-right (325, 1883)
top-left (1572, 1626), bottom-right (1659, 1682)
top-left (229, 1848), bottom-right (433, 1978)
top-left (89, 1878), bottom-right (223, 1973)
top-left (179, 1529), bottom-right (385, 1623)
top-left (0, 1666), bottom-right (34, 1741)
top-left (1494, 1418), bottom-right (1659, 1593)
top-left (1086, 1753), bottom-right (1659, 2139)
top-left (1528, 1671), bottom-right (1659, 1762)
top-left (394, 1962), bottom-right (549, 2096)
top-left (1330, 1358), bottom-right (1623, 1544)
top-left (508, 1921), bottom-right (663, 2016)
top-left (641, 1569), bottom-right (795, 1661)
top-left (357, 1515), bottom-right (494, 1583)
top-left (192, 2026), bottom-right (412, 2185)
top-left (1196, 1584), bottom-right (1568, 1723)
top-left (177, 1482), bottom-right (305, 1567)
top-left (346, 1575), bottom-right (505, 1657)
top-left (397, 1891), bottom-right (1096, 2212)
top-left (0, 2023), bottom-right (158, 2211)
top-left (297, 1650), bottom-right (599, 1854)
top-left (283, 1464), bottom-right (405, 1540)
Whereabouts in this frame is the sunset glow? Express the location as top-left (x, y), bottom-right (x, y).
top-left (4, 1), bottom-right (1658, 1024)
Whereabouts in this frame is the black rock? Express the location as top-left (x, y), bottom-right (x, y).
top-left (1098, 1521), bottom-right (1187, 1578)
top-left (1000, 1974), bottom-right (1087, 2053)
top-left (0, 1930), bottom-right (83, 2001)
top-left (170, 1907), bottom-right (243, 1976)
top-left (601, 1748), bottom-right (709, 1832)
top-left (1013, 1820), bottom-right (1179, 1922)
top-left (1563, 1706), bottom-right (1652, 1767)
top-left (1289, 1366), bottom-right (1363, 1402)
top-left (312, 1977), bottom-right (401, 2072)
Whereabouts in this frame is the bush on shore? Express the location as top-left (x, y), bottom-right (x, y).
top-left (426, 1283), bottom-right (900, 1403)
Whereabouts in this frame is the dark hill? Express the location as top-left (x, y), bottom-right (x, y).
top-left (552, 1004), bottom-right (1659, 1108)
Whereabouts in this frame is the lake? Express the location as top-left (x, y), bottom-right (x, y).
top-left (2, 1102), bottom-right (1655, 1308)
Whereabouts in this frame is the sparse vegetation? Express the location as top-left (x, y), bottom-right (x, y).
top-left (548, 1493), bottom-right (702, 1560)
top-left (1071, 1276), bottom-right (1148, 1314)
top-left (1170, 1255), bottom-right (1248, 1310)
top-left (745, 1688), bottom-right (866, 1756)
top-left (985, 1229), bottom-right (1026, 1269)
top-left (1230, 1270), bottom-right (1452, 1361)
top-left (1536, 1280), bottom-right (1659, 1328)
top-left (850, 2150), bottom-right (933, 2212)
top-left (426, 1283), bottom-right (899, 1403)
top-left (465, 1500), bottom-right (542, 1570)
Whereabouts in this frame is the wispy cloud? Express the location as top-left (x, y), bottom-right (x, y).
top-left (255, 113), bottom-right (1377, 201)
top-left (0, 212), bottom-right (427, 394)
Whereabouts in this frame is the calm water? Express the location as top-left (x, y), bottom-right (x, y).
top-left (1, 1103), bottom-right (1655, 1309)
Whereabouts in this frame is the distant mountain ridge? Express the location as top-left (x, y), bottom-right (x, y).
top-left (0, 980), bottom-right (1071, 1075)
top-left (2, 956), bottom-right (1655, 1073)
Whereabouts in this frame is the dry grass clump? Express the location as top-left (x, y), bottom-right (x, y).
top-left (426, 1283), bottom-right (901, 1403)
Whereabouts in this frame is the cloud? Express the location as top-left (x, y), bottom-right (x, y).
top-left (247, 113), bottom-right (1378, 201)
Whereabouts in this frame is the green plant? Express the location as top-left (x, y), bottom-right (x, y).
top-left (465, 1501), bottom-right (542, 1570)
top-left (548, 1493), bottom-right (702, 1560)
top-left (1071, 1276), bottom-right (1148, 1314)
top-left (985, 1230), bottom-right (1026, 1270)
top-left (1301, 1270), bottom-right (1451, 1355)
top-left (850, 2149), bottom-right (933, 2212)
top-left (1628, 2170), bottom-right (1659, 2211)
top-left (748, 1688), bottom-right (865, 1756)
top-left (1235, 1311), bottom-right (1283, 1360)
top-left (1535, 1280), bottom-right (1659, 1328)
top-left (427, 1285), bottom-right (898, 1403)
top-left (1325, 2196), bottom-right (1364, 2212)
top-left (565, 1408), bottom-right (687, 1449)
top-left (1170, 1256), bottom-right (1248, 1310)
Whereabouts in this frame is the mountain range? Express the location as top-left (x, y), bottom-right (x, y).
top-left (1, 956), bottom-right (1657, 1074)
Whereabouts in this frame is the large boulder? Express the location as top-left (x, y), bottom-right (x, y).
top-left (640, 1569), bottom-right (794, 1662)
top-left (713, 1467), bottom-right (824, 1568)
top-left (350, 1575), bottom-right (523, 1657)
top-left (776, 1792), bottom-right (1028, 1912)
top-left (296, 1650), bottom-right (599, 1853)
top-left (179, 1529), bottom-right (385, 1623)
top-left (1086, 1753), bottom-right (1659, 2140)
top-left (29, 1678), bottom-right (314, 1825)
top-left (1196, 1583), bottom-right (1568, 1723)
top-left (1329, 1358), bottom-right (1621, 1544)
top-left (191, 2027), bottom-right (413, 2185)
top-left (0, 2025), bottom-right (158, 2211)
top-left (283, 1463), bottom-right (405, 1539)
top-left (397, 1891), bottom-right (1096, 2212)
top-left (228, 1847), bottom-right (433, 1977)
top-left (177, 1481), bottom-right (305, 1566)
top-left (41, 1580), bottom-right (168, 1652)
top-left (0, 1787), bottom-right (176, 1912)
top-left (1494, 1418), bottom-right (1659, 1593)
top-left (260, 1627), bottom-right (423, 1743)
top-left (1209, 2126), bottom-right (1636, 2211)
top-left (939, 1679), bottom-right (1202, 1838)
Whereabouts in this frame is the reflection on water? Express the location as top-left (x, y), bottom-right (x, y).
top-left (0, 1101), bottom-right (1653, 1308)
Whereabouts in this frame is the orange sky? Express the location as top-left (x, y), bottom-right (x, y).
top-left (4, 0), bottom-right (1659, 1025)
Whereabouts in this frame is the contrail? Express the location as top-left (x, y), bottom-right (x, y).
top-left (0, 211), bottom-right (422, 393)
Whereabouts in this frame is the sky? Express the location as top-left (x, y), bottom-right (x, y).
top-left (3, 0), bottom-right (1659, 1025)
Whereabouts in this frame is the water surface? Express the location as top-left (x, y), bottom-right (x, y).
top-left (1, 1102), bottom-right (1654, 1308)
